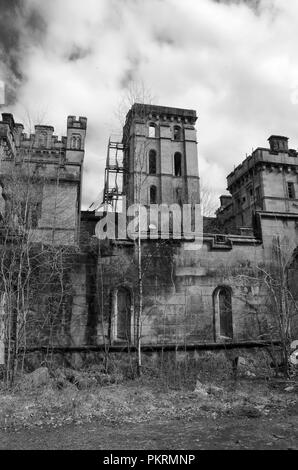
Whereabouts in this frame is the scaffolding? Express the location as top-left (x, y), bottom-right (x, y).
top-left (102, 136), bottom-right (125, 212)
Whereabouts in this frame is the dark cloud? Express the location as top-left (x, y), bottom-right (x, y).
top-left (67, 45), bottom-right (92, 62)
top-left (0, 0), bottom-right (47, 104)
top-left (154, 33), bottom-right (176, 47)
top-left (212, 0), bottom-right (262, 12)
top-left (7, 0), bottom-right (298, 209)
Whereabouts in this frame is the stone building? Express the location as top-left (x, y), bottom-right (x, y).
top-left (0, 112), bottom-right (87, 354)
top-left (80, 104), bottom-right (298, 347)
top-left (0, 112), bottom-right (86, 244)
top-left (122, 103), bottom-right (200, 208)
top-left (1, 104), bottom-right (298, 351)
top-left (217, 135), bottom-right (298, 233)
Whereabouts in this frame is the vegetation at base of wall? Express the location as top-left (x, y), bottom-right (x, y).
top-left (0, 356), bottom-right (296, 431)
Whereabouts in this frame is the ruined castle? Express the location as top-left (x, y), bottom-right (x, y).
top-left (0, 103), bottom-right (297, 350)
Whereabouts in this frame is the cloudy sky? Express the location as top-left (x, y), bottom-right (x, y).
top-left (1, 0), bottom-right (298, 209)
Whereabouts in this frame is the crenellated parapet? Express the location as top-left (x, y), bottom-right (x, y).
top-left (0, 112), bottom-right (87, 245)
top-left (120, 103), bottom-right (200, 209)
top-left (0, 113), bottom-right (87, 177)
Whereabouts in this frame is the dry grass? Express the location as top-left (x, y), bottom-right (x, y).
top-left (0, 370), bottom-right (296, 431)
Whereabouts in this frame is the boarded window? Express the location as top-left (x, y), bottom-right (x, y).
top-left (150, 185), bottom-right (157, 204)
top-left (288, 182), bottom-right (295, 199)
top-left (174, 152), bottom-right (182, 176)
top-left (149, 149), bottom-right (157, 174)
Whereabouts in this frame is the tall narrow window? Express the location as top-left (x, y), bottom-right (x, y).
top-left (218, 287), bottom-right (233, 338)
top-left (150, 185), bottom-right (157, 204)
top-left (149, 123), bottom-right (156, 138)
top-left (255, 186), bottom-right (261, 206)
top-left (149, 149), bottom-right (157, 175)
top-left (116, 287), bottom-right (131, 342)
top-left (173, 126), bottom-right (182, 141)
top-left (213, 286), bottom-right (233, 340)
top-left (288, 182), bottom-right (295, 199)
top-left (71, 135), bottom-right (76, 149)
top-left (174, 152), bottom-right (182, 176)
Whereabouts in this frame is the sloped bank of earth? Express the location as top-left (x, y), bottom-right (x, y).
top-left (0, 367), bottom-right (297, 434)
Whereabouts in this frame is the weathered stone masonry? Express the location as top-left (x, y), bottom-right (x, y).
top-left (1, 105), bottom-right (298, 349)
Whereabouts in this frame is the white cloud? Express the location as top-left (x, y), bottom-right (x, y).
top-left (5, 0), bottom-right (298, 208)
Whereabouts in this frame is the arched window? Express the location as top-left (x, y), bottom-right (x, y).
top-left (150, 185), bottom-right (157, 204)
top-left (213, 286), bottom-right (233, 340)
top-left (109, 287), bottom-right (134, 344)
top-left (174, 152), bottom-right (182, 176)
top-left (149, 149), bottom-right (157, 175)
top-left (173, 125), bottom-right (182, 141)
top-left (149, 123), bottom-right (156, 138)
top-left (71, 135), bottom-right (81, 150)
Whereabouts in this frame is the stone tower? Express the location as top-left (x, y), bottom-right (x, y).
top-left (122, 103), bottom-right (200, 208)
top-left (0, 113), bottom-right (87, 245)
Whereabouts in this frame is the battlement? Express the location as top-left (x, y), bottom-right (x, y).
top-left (126, 103), bottom-right (197, 125)
top-left (0, 112), bottom-right (87, 162)
top-left (67, 115), bottom-right (87, 130)
top-left (1, 113), bottom-right (15, 130)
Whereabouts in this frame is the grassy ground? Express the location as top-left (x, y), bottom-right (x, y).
top-left (0, 366), bottom-right (297, 432)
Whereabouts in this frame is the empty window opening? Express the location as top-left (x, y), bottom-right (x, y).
top-left (173, 126), bottom-right (182, 141)
top-left (150, 185), bottom-right (157, 204)
top-left (218, 287), bottom-right (233, 338)
top-left (149, 149), bottom-right (157, 175)
top-left (149, 123), bottom-right (156, 138)
top-left (288, 182), bottom-right (295, 199)
top-left (174, 152), bottom-right (182, 176)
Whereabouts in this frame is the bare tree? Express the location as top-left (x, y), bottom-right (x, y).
top-left (231, 236), bottom-right (298, 377)
top-left (200, 183), bottom-right (219, 217)
top-left (0, 138), bottom-right (75, 386)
